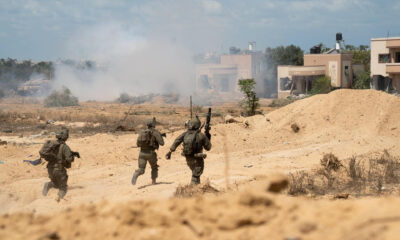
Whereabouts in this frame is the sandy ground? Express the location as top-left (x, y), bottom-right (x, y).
top-left (1, 89), bottom-right (400, 239)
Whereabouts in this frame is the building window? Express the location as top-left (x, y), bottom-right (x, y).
top-left (378, 54), bottom-right (391, 63)
top-left (344, 66), bottom-right (349, 76)
top-left (220, 78), bottom-right (229, 92)
top-left (280, 77), bottom-right (291, 91)
top-left (396, 52), bottom-right (400, 63)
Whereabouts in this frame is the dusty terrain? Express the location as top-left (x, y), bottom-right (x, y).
top-left (1, 89), bottom-right (400, 239)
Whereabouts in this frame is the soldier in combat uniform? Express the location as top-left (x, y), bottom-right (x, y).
top-left (40, 127), bottom-right (79, 200)
top-left (166, 117), bottom-right (211, 184)
top-left (131, 118), bottom-right (165, 185)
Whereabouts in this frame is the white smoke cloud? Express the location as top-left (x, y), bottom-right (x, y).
top-left (51, 0), bottom-right (226, 101)
top-left (52, 23), bottom-right (195, 101)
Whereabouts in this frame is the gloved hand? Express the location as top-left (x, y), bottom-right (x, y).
top-left (165, 151), bottom-right (172, 160)
top-left (72, 151), bottom-right (80, 158)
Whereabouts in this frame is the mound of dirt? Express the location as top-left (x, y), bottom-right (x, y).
top-left (268, 89), bottom-right (400, 136)
top-left (2, 180), bottom-right (400, 240)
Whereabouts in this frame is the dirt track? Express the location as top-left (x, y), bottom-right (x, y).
top-left (1, 89), bottom-right (400, 239)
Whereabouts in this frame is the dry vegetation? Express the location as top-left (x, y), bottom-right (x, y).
top-left (288, 151), bottom-right (400, 197)
top-left (174, 181), bottom-right (220, 198)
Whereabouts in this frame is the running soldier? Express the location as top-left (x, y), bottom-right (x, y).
top-left (165, 116), bottom-right (211, 184)
top-left (40, 127), bottom-right (80, 200)
top-left (131, 118), bottom-right (165, 185)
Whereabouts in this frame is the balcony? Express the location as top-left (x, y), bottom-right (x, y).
top-left (386, 63), bottom-right (400, 74)
top-left (387, 39), bottom-right (400, 48)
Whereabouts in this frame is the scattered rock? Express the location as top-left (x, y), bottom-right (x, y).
top-left (266, 173), bottom-right (289, 193)
top-left (0, 141), bottom-right (7, 146)
top-left (18, 133), bottom-right (23, 138)
top-left (291, 123), bottom-right (300, 133)
top-left (47, 119), bottom-right (56, 125)
top-left (1, 129), bottom-right (12, 133)
top-left (38, 232), bottom-right (60, 240)
top-left (224, 115), bottom-right (238, 123)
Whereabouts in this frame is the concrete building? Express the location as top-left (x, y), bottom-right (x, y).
top-left (277, 53), bottom-right (353, 98)
top-left (370, 37), bottom-right (400, 91)
top-left (195, 44), bottom-right (266, 97)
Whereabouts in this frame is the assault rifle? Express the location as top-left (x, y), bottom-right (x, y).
top-left (205, 108), bottom-right (211, 140)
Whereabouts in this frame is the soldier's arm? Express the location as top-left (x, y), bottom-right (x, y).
top-left (201, 133), bottom-right (212, 151)
top-left (153, 130), bottom-right (164, 146)
top-left (63, 144), bottom-right (74, 163)
top-left (170, 132), bottom-right (186, 152)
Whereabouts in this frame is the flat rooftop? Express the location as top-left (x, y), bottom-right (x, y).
top-left (371, 37), bottom-right (400, 41)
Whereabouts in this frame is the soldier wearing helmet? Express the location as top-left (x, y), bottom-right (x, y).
top-left (166, 116), bottom-right (211, 184)
top-left (40, 127), bottom-right (79, 200)
top-left (131, 118), bottom-right (165, 185)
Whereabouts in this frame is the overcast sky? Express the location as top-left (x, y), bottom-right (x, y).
top-left (1, 0), bottom-right (400, 60)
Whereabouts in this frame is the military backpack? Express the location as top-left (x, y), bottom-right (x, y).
top-left (137, 129), bottom-right (157, 149)
top-left (183, 131), bottom-right (201, 156)
top-left (39, 140), bottom-right (61, 162)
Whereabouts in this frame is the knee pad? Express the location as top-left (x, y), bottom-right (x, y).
top-left (136, 168), bottom-right (145, 175)
top-left (193, 166), bottom-right (203, 177)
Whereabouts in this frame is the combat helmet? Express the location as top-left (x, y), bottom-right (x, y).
top-left (146, 118), bottom-right (156, 128)
top-left (188, 117), bottom-right (201, 130)
top-left (56, 127), bottom-right (69, 141)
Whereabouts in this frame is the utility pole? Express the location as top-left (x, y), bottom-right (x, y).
top-left (190, 95), bottom-right (193, 119)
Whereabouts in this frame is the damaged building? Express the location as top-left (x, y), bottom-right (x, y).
top-left (195, 42), bottom-right (267, 98)
top-left (277, 33), bottom-right (354, 98)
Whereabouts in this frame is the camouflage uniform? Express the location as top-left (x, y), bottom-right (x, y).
top-left (168, 118), bottom-right (211, 184)
top-left (41, 128), bottom-right (75, 199)
top-left (131, 119), bottom-right (164, 185)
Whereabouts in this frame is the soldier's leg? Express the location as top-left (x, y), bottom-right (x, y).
top-left (43, 167), bottom-right (56, 196)
top-left (148, 152), bottom-right (159, 184)
top-left (192, 158), bottom-right (204, 184)
top-left (132, 152), bottom-right (148, 185)
top-left (186, 157), bottom-right (200, 185)
top-left (54, 169), bottom-right (68, 199)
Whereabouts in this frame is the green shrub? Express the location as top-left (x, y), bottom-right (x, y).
top-left (311, 76), bottom-right (331, 95)
top-left (353, 71), bottom-right (371, 89)
top-left (44, 87), bottom-right (79, 107)
top-left (238, 78), bottom-right (259, 116)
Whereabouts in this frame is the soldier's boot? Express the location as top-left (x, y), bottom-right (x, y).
top-left (42, 182), bottom-right (54, 196)
top-left (152, 178), bottom-right (157, 185)
top-left (57, 189), bottom-right (67, 200)
top-left (191, 176), bottom-right (200, 185)
top-left (131, 172), bottom-right (140, 185)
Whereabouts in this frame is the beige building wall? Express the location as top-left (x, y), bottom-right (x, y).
top-left (371, 37), bottom-right (400, 91)
top-left (220, 52), bottom-right (266, 95)
top-left (195, 64), bottom-right (238, 93)
top-left (371, 39), bottom-right (390, 77)
top-left (304, 54), bottom-right (352, 88)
